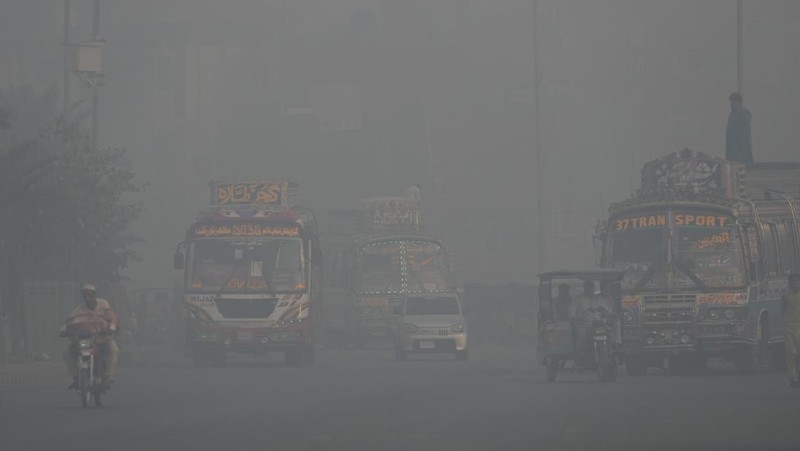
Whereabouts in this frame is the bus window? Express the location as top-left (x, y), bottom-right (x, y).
top-left (743, 224), bottom-right (761, 281)
top-left (775, 222), bottom-right (792, 274)
top-left (780, 221), bottom-right (800, 273)
top-left (759, 223), bottom-right (779, 278)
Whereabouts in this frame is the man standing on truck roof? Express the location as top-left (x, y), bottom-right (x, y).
top-left (783, 273), bottom-right (800, 387)
top-left (725, 92), bottom-right (753, 163)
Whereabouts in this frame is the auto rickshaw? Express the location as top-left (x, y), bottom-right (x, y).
top-left (536, 270), bottom-right (625, 383)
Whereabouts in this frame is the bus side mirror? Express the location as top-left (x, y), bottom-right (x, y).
top-left (173, 252), bottom-right (184, 270)
top-left (593, 232), bottom-right (606, 267)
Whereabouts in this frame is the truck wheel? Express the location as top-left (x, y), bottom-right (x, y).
top-left (770, 343), bottom-right (787, 372)
top-left (285, 347), bottom-right (304, 366)
top-left (626, 357), bottom-right (647, 376)
top-left (303, 345), bottom-right (316, 364)
top-left (210, 349), bottom-right (226, 367)
top-left (734, 347), bottom-right (757, 374)
top-left (192, 346), bottom-right (211, 368)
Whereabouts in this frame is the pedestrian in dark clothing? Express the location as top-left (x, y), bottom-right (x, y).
top-left (725, 92), bottom-right (753, 162)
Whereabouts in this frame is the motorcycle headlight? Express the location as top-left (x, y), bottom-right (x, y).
top-left (78, 339), bottom-right (93, 349)
top-left (450, 324), bottom-right (464, 333)
top-left (404, 323), bottom-right (419, 334)
top-left (723, 309), bottom-right (736, 320)
top-left (708, 309), bottom-right (721, 320)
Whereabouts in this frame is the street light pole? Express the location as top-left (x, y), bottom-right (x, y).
top-left (737, 0), bottom-right (743, 95)
top-left (63, 0), bottom-right (71, 115)
top-left (533, 0), bottom-right (545, 273)
top-left (91, 0), bottom-right (100, 151)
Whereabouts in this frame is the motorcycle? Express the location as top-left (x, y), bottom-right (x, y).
top-left (61, 325), bottom-right (113, 408)
top-left (591, 315), bottom-right (618, 383)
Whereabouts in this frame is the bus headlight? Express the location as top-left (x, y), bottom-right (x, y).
top-left (623, 310), bottom-right (635, 323)
top-left (723, 309), bottom-right (736, 320)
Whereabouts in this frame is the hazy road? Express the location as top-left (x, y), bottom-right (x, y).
top-left (2, 345), bottom-right (800, 451)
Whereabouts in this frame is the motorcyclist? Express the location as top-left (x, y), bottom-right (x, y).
top-left (62, 283), bottom-right (119, 390)
top-left (570, 280), bottom-right (615, 363)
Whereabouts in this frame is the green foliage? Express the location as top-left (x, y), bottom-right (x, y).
top-left (0, 85), bottom-right (142, 283)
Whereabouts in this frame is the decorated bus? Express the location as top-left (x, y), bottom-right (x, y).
top-left (323, 194), bottom-right (454, 347)
top-left (174, 181), bottom-right (322, 366)
top-left (596, 149), bottom-right (800, 374)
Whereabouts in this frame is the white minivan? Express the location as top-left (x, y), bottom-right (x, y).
top-left (394, 294), bottom-right (468, 361)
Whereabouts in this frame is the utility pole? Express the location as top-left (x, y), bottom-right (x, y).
top-left (533, 0), bottom-right (545, 273)
top-left (63, 0), bottom-right (71, 115)
top-left (737, 0), bottom-right (743, 95)
top-left (91, 0), bottom-right (101, 151)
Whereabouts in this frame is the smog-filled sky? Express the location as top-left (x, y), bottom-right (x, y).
top-left (7, 3), bottom-right (800, 451)
top-left (3, 1), bottom-right (800, 285)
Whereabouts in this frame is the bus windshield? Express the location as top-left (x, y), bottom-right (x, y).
top-left (610, 228), bottom-right (668, 290)
top-left (608, 211), bottom-right (746, 291)
top-left (673, 224), bottom-right (746, 289)
top-left (188, 238), bottom-right (305, 293)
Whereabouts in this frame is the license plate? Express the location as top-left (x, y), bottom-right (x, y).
top-left (594, 335), bottom-right (607, 340)
top-left (418, 340), bottom-right (435, 350)
top-left (237, 331), bottom-right (254, 341)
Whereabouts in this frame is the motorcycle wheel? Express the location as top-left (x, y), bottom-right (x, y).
top-left (595, 342), bottom-right (609, 383)
top-left (94, 389), bottom-right (103, 407)
top-left (607, 360), bottom-right (618, 382)
top-left (79, 368), bottom-right (91, 408)
top-left (545, 357), bottom-right (559, 382)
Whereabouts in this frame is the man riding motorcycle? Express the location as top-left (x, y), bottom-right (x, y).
top-left (570, 280), bottom-right (616, 363)
top-left (62, 283), bottom-right (119, 390)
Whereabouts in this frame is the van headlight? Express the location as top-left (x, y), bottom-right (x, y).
top-left (404, 323), bottom-right (419, 334)
top-left (449, 324), bottom-right (464, 333)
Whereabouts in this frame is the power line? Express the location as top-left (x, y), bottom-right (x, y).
top-left (744, 16), bottom-right (800, 24)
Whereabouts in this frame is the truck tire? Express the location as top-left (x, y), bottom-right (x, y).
top-left (192, 346), bottom-right (211, 368)
top-left (625, 357), bottom-right (647, 376)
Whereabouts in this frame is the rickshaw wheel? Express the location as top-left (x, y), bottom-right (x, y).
top-left (607, 361), bottom-right (618, 382)
top-left (545, 357), bottom-right (559, 382)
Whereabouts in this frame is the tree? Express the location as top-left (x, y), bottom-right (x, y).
top-left (0, 85), bottom-right (141, 357)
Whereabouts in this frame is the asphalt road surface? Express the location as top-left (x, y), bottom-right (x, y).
top-left (2, 345), bottom-right (800, 451)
